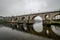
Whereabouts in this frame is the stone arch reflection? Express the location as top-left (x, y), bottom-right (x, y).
top-left (33, 16), bottom-right (43, 32)
top-left (51, 25), bottom-right (60, 36)
top-left (22, 17), bottom-right (28, 31)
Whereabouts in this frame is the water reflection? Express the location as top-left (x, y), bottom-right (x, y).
top-left (23, 22), bottom-right (27, 31)
top-left (0, 23), bottom-right (60, 40)
top-left (33, 23), bottom-right (43, 32)
top-left (5, 23), bottom-right (27, 32)
top-left (33, 16), bottom-right (43, 32)
top-left (51, 25), bottom-right (60, 36)
top-left (0, 24), bottom-right (54, 40)
top-left (6, 23), bottom-right (60, 37)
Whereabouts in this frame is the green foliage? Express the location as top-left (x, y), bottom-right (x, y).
top-left (53, 19), bottom-right (60, 21)
top-left (51, 19), bottom-right (60, 25)
top-left (0, 19), bottom-right (7, 24)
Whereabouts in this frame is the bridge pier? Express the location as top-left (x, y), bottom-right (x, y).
top-left (44, 24), bottom-right (51, 37)
top-left (27, 24), bottom-right (33, 33)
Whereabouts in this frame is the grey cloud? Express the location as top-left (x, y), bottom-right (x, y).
top-left (0, 0), bottom-right (60, 17)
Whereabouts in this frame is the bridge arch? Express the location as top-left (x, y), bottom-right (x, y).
top-left (52, 14), bottom-right (60, 20)
top-left (45, 14), bottom-right (49, 20)
top-left (21, 17), bottom-right (25, 20)
top-left (50, 12), bottom-right (60, 20)
top-left (21, 16), bottom-right (28, 31)
top-left (32, 16), bottom-right (43, 33)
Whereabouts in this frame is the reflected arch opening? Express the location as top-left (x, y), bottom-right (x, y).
top-left (33, 16), bottom-right (43, 32)
top-left (51, 14), bottom-right (60, 36)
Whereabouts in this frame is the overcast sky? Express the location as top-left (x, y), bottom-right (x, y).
top-left (0, 0), bottom-right (60, 17)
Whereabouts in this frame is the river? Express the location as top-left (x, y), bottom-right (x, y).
top-left (0, 24), bottom-right (53, 40)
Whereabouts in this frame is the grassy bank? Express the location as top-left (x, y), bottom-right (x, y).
top-left (0, 19), bottom-right (8, 24)
top-left (51, 19), bottom-right (60, 24)
top-left (51, 21), bottom-right (60, 25)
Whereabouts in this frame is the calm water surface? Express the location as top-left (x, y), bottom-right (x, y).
top-left (0, 24), bottom-right (53, 40)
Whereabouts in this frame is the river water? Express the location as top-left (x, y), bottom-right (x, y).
top-left (0, 24), bottom-right (53, 40)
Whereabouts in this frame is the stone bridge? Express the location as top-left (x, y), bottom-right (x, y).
top-left (5, 11), bottom-right (60, 24)
top-left (4, 11), bottom-right (60, 40)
